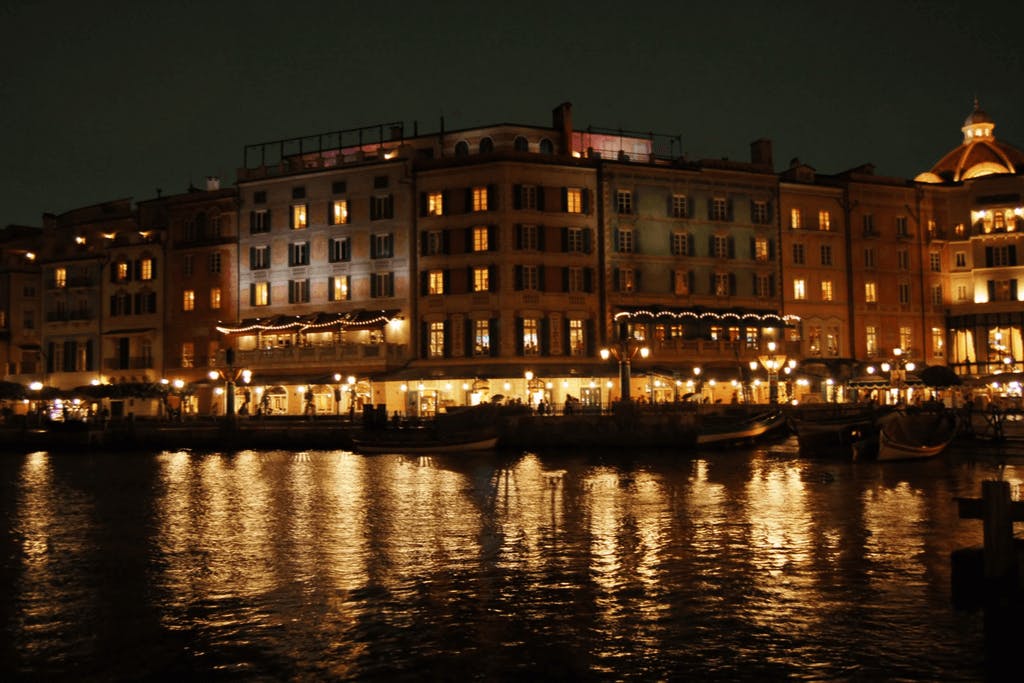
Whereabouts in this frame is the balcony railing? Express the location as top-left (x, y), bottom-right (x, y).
top-left (215, 342), bottom-right (408, 371)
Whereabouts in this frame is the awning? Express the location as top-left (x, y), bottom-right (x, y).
top-left (613, 305), bottom-right (795, 327)
top-left (216, 309), bottom-right (400, 334)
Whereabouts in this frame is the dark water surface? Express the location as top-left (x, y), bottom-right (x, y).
top-left (1, 438), bottom-right (1019, 680)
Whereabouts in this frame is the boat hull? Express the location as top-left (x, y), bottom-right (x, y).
top-left (352, 435), bottom-right (498, 455)
top-left (876, 412), bottom-right (957, 462)
top-left (696, 411), bottom-right (786, 446)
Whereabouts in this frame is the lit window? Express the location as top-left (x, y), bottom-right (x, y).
top-left (472, 187), bottom-right (489, 212)
top-left (821, 280), bottom-right (833, 301)
top-left (140, 258), bottom-right (153, 280)
top-left (253, 282), bottom-right (269, 306)
top-left (754, 237), bottom-right (769, 262)
top-left (291, 204), bottom-right (308, 229)
top-left (522, 318), bottom-right (539, 356)
top-left (182, 289), bottom-right (195, 311)
top-left (865, 326), bottom-right (877, 357)
top-left (932, 327), bottom-right (944, 357)
top-left (715, 273), bottom-right (731, 296)
top-left (181, 342), bottom-right (194, 369)
top-left (329, 276), bottom-right (350, 301)
top-left (566, 188), bottom-right (582, 213)
top-left (473, 266), bottom-right (490, 292)
top-left (569, 319), bottom-right (585, 356)
top-left (210, 287), bottom-right (221, 310)
top-left (332, 199), bottom-right (349, 225)
top-left (818, 210), bottom-right (831, 231)
top-left (473, 319), bottom-right (490, 356)
top-left (116, 261), bottom-right (129, 281)
top-left (426, 192), bottom-right (443, 216)
top-left (865, 281), bottom-right (876, 303)
top-left (899, 326), bottom-right (912, 350)
top-left (429, 321), bottom-right (445, 358)
top-left (55, 268), bottom-right (67, 288)
top-left (674, 269), bottom-right (690, 295)
top-left (793, 279), bottom-right (806, 300)
top-left (429, 270), bottom-right (445, 295)
top-left (790, 208), bottom-right (802, 229)
top-left (472, 226), bottom-right (489, 252)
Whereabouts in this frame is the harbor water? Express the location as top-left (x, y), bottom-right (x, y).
top-left (1, 438), bottom-right (1019, 680)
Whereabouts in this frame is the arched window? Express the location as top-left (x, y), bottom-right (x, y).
top-left (454, 140), bottom-right (469, 157)
top-left (479, 137), bottom-right (494, 154)
top-left (514, 136), bottom-right (529, 152)
top-left (539, 138), bottom-right (554, 154)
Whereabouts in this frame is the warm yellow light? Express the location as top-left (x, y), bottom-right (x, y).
top-left (25, 252), bottom-right (35, 260)
top-left (333, 373), bottom-right (342, 382)
top-left (693, 367), bottom-right (702, 376)
top-left (173, 379), bottom-right (184, 389)
top-left (29, 381), bottom-right (43, 391)
top-left (160, 378), bottom-right (169, 385)
top-left (75, 236), bottom-right (86, 244)
top-left (767, 340), bottom-right (777, 353)
top-left (639, 347), bottom-right (650, 358)
top-left (749, 361), bottom-right (758, 371)
top-left (905, 362), bottom-right (916, 372)
top-left (347, 375), bottom-right (356, 386)
top-left (208, 370), bottom-right (219, 380)
top-left (90, 379), bottom-right (101, 386)
top-left (867, 366), bottom-right (875, 374)
top-left (525, 370), bottom-right (534, 381)
top-left (462, 383), bottom-right (469, 391)
top-left (881, 362), bottom-right (891, 372)
top-left (214, 387), bottom-right (224, 396)
top-left (400, 384), bottom-right (408, 392)
top-left (600, 349), bottom-right (610, 360)
top-left (503, 382), bottom-right (511, 391)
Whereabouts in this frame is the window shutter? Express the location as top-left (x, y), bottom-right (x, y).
top-left (750, 237), bottom-right (756, 260)
top-left (584, 228), bottom-right (592, 254)
top-left (488, 224), bottom-right (498, 251)
top-left (149, 292), bottom-right (157, 312)
top-left (487, 184), bottom-right (498, 210)
top-left (1011, 247), bottom-right (1019, 266)
top-left (420, 271), bottom-right (428, 296)
top-left (538, 265), bottom-right (546, 292)
top-left (249, 211), bottom-right (256, 231)
top-left (667, 194), bottom-right (674, 217)
top-left (584, 267), bottom-right (593, 293)
top-left (249, 283), bottom-right (255, 306)
top-left (85, 340), bottom-right (94, 371)
top-left (769, 275), bottom-right (776, 297)
top-left (442, 230), bottom-right (450, 254)
top-left (561, 187), bottom-right (569, 212)
top-left (730, 273), bottom-right (737, 295)
top-left (441, 191), bottom-right (448, 215)
top-left (613, 267), bottom-right (620, 291)
top-left (443, 320), bottom-right (451, 358)
top-left (133, 292), bottom-right (141, 312)
top-left (288, 280), bottom-right (295, 303)
top-left (328, 276), bottom-right (335, 301)
top-left (708, 235), bottom-right (716, 256)
top-left (514, 265), bottom-right (523, 291)
top-left (561, 227), bottom-right (569, 252)
top-left (46, 342), bottom-right (54, 373)
top-left (538, 225), bottom-right (546, 251)
top-left (465, 227), bottom-right (473, 253)
top-left (443, 270), bottom-right (450, 295)
top-left (464, 188), bottom-right (473, 213)
top-left (988, 280), bottom-right (996, 301)
top-left (371, 275), bottom-right (378, 298)
top-left (728, 237), bottom-right (735, 259)
top-left (768, 239), bottom-right (775, 260)
top-left (613, 228), bottom-right (620, 252)
top-left (636, 269), bottom-right (643, 292)
top-left (466, 266), bottom-right (473, 292)
top-left (266, 208), bottom-right (272, 227)
top-left (710, 272), bottom-right (716, 293)
top-left (582, 190), bottom-right (591, 214)
top-left (562, 267), bottom-right (569, 292)
top-left (1012, 280), bottom-right (1019, 300)
top-left (420, 322), bottom-right (428, 359)
top-left (109, 295), bottom-right (116, 316)
top-left (513, 185), bottom-right (522, 210)
top-left (490, 317), bottom-right (500, 356)
top-left (465, 318), bottom-right (474, 358)
top-left (563, 318), bottom-right (571, 355)
top-left (540, 318), bottom-right (550, 355)
top-left (109, 263), bottom-right (117, 282)
top-left (420, 231), bottom-right (428, 256)
top-left (515, 317), bottom-right (524, 355)
top-left (688, 234), bottom-right (695, 256)
top-left (419, 192), bottom-right (428, 217)
top-left (514, 224), bottom-right (522, 250)
top-left (586, 320), bottom-right (595, 356)
top-left (727, 199), bottom-right (734, 221)
top-left (537, 186), bottom-right (546, 211)
top-left (489, 265), bottom-right (497, 292)
top-left (985, 246), bottom-right (994, 267)
top-left (688, 271), bottom-right (695, 294)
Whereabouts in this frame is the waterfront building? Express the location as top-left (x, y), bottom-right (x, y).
top-left (0, 226), bottom-right (43, 390)
top-left (916, 101), bottom-right (1024, 379)
top-left (138, 179), bottom-right (238, 415)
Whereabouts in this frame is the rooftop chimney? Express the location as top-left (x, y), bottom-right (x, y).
top-left (750, 139), bottom-right (773, 169)
top-left (552, 102), bottom-right (573, 155)
top-left (206, 176), bottom-right (221, 191)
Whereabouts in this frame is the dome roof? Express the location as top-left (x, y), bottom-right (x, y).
top-left (917, 100), bottom-right (1024, 183)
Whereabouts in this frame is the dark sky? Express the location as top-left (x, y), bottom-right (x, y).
top-left (2, 0), bottom-right (1022, 227)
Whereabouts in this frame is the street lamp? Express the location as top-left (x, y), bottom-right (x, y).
top-left (600, 322), bottom-right (650, 403)
top-left (208, 348), bottom-right (250, 422)
top-left (757, 341), bottom-right (787, 405)
top-left (880, 347), bottom-right (916, 405)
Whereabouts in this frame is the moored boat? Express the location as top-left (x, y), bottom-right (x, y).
top-left (875, 410), bottom-right (958, 461)
top-left (352, 430), bottom-right (498, 454)
top-left (791, 407), bottom-right (886, 457)
top-left (696, 410), bottom-right (787, 446)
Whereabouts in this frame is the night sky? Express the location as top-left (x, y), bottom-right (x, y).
top-left (2, 0), bottom-right (1022, 227)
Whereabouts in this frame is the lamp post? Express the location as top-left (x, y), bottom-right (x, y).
top-left (208, 348), bottom-right (250, 423)
top-left (756, 341), bottom-right (787, 406)
top-left (879, 347), bottom-right (916, 405)
top-left (600, 322), bottom-right (650, 403)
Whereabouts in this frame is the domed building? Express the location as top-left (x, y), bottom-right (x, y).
top-left (916, 99), bottom-right (1024, 183)
top-left (923, 100), bottom-right (1024, 383)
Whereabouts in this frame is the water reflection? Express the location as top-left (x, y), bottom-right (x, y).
top-left (2, 445), bottom-right (1008, 679)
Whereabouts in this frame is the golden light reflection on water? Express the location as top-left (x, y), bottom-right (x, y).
top-left (863, 481), bottom-right (927, 576)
